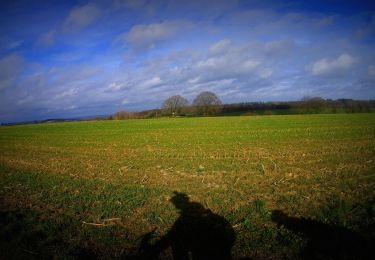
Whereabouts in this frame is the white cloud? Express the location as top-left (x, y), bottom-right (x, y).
top-left (356, 14), bottom-right (375, 38)
top-left (317, 16), bottom-right (335, 27)
top-left (121, 98), bottom-right (130, 105)
top-left (264, 40), bottom-right (294, 54)
top-left (3, 1), bottom-right (375, 123)
top-left (63, 3), bottom-right (102, 31)
top-left (17, 95), bottom-right (33, 105)
top-left (311, 53), bottom-right (355, 75)
top-left (107, 40), bottom-right (276, 105)
top-left (241, 59), bottom-right (260, 70)
top-left (0, 37), bottom-right (22, 51)
top-left (188, 77), bottom-right (201, 84)
top-left (191, 40), bottom-right (268, 82)
top-left (56, 88), bottom-right (77, 99)
top-left (111, 0), bottom-right (147, 10)
top-left (209, 39), bottom-right (232, 54)
top-left (7, 41), bottom-right (22, 50)
top-left (52, 51), bottom-right (86, 62)
top-left (139, 76), bottom-right (163, 89)
top-left (78, 66), bottom-right (100, 78)
top-left (0, 54), bottom-right (24, 90)
top-left (37, 30), bottom-right (56, 47)
top-left (65, 105), bottom-right (77, 110)
top-left (259, 68), bottom-right (273, 79)
top-left (108, 82), bottom-right (124, 91)
top-left (369, 65), bottom-right (375, 77)
top-left (125, 21), bottom-right (189, 48)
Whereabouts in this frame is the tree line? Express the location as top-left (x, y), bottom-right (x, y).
top-left (111, 91), bottom-right (223, 119)
top-left (162, 91), bottom-right (222, 116)
top-left (111, 92), bottom-right (375, 120)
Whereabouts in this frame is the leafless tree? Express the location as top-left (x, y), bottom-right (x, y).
top-left (300, 96), bottom-right (326, 113)
top-left (192, 91), bottom-right (222, 115)
top-left (162, 95), bottom-right (189, 116)
top-left (113, 110), bottom-right (136, 119)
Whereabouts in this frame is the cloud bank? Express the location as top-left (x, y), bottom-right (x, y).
top-left (0, 0), bottom-right (374, 122)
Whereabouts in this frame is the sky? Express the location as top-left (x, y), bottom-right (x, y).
top-left (0, 0), bottom-right (375, 123)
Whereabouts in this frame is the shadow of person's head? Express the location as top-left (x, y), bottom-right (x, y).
top-left (170, 191), bottom-right (206, 214)
top-left (271, 210), bottom-right (289, 226)
top-left (134, 191), bottom-right (236, 259)
top-left (169, 191), bottom-right (189, 209)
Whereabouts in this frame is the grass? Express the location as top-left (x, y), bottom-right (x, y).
top-left (0, 114), bottom-right (374, 259)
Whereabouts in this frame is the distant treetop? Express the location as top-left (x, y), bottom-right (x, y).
top-left (193, 91), bottom-right (222, 115)
top-left (162, 95), bottom-right (189, 116)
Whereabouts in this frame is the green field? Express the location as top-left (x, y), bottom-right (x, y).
top-left (1, 114), bottom-right (375, 259)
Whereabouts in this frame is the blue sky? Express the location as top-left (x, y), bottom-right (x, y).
top-left (0, 0), bottom-right (375, 123)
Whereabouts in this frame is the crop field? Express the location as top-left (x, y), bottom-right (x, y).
top-left (0, 114), bottom-right (375, 259)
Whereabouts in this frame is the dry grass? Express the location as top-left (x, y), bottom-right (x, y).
top-left (0, 114), bottom-right (374, 258)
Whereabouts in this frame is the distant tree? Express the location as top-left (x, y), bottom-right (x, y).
top-left (162, 95), bottom-right (189, 116)
top-left (192, 91), bottom-right (222, 115)
top-left (113, 110), bottom-right (136, 120)
top-left (301, 96), bottom-right (325, 102)
top-left (300, 96), bottom-right (326, 113)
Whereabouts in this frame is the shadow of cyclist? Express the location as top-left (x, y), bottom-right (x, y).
top-left (137, 191), bottom-right (235, 260)
top-left (271, 210), bottom-right (372, 259)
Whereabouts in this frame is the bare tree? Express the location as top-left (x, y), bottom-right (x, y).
top-left (301, 96), bottom-right (326, 113)
top-left (162, 95), bottom-right (189, 116)
top-left (113, 110), bottom-right (136, 120)
top-left (192, 91), bottom-right (222, 115)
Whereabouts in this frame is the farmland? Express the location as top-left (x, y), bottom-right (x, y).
top-left (1, 114), bottom-right (375, 259)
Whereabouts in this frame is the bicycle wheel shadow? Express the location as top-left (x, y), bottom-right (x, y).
top-left (271, 210), bottom-right (372, 259)
top-left (135, 191), bottom-right (236, 260)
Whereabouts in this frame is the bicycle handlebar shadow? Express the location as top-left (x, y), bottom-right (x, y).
top-left (136, 191), bottom-right (235, 260)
